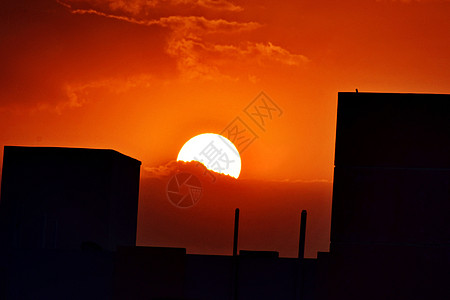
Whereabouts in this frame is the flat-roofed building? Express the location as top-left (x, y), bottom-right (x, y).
top-left (0, 146), bottom-right (141, 251)
top-left (325, 92), bottom-right (450, 300)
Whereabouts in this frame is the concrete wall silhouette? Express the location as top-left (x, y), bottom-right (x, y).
top-left (112, 247), bottom-right (317, 300)
top-left (0, 146), bottom-right (141, 251)
top-left (332, 92), bottom-right (450, 247)
top-left (325, 92), bottom-right (450, 300)
top-left (0, 146), bottom-right (141, 300)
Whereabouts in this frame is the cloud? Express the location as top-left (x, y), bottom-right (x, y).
top-left (57, 3), bottom-right (259, 35)
top-left (156, 16), bottom-right (260, 33)
top-left (142, 160), bottom-right (237, 183)
top-left (51, 74), bottom-right (157, 114)
top-left (0, 0), bottom-right (308, 112)
top-left (63, 0), bottom-right (242, 15)
top-left (0, 1), bottom-right (173, 112)
top-left (172, 0), bottom-right (242, 11)
top-left (167, 39), bottom-right (309, 80)
top-left (58, 0), bottom-right (308, 81)
top-left (142, 160), bottom-right (185, 179)
top-left (12, 72), bottom-right (162, 114)
top-left (190, 0), bottom-right (242, 11)
top-left (209, 42), bottom-right (310, 66)
top-left (142, 160), bottom-right (331, 184)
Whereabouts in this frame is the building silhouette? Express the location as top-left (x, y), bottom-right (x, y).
top-left (0, 146), bottom-right (141, 251)
top-left (320, 92), bottom-right (450, 300)
top-left (0, 92), bottom-right (449, 299)
top-left (0, 146), bottom-right (141, 300)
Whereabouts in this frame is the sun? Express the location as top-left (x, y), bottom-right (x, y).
top-left (177, 133), bottom-right (241, 178)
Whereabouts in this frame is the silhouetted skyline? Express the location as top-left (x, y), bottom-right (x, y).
top-left (1, 92), bottom-right (448, 299)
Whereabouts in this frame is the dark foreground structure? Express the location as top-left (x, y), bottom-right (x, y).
top-left (0, 92), bottom-right (449, 300)
top-left (0, 146), bottom-right (141, 251)
top-left (320, 92), bottom-right (450, 300)
top-left (0, 147), bottom-right (142, 299)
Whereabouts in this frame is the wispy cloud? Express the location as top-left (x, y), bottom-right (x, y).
top-left (57, 3), bottom-right (259, 34)
top-left (209, 42), bottom-right (309, 66)
top-left (142, 160), bottom-right (237, 183)
top-left (58, 0), bottom-right (308, 81)
top-left (0, 1), bottom-right (308, 113)
top-left (142, 161), bottom-right (331, 185)
top-left (34, 74), bottom-right (157, 114)
top-left (196, 0), bottom-right (242, 11)
top-left (63, 0), bottom-right (242, 15)
top-left (167, 40), bottom-right (309, 79)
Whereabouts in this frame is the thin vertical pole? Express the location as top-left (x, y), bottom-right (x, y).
top-left (296, 210), bottom-right (308, 300)
top-left (298, 210), bottom-right (307, 259)
top-left (232, 208), bottom-right (240, 300)
top-left (233, 208), bottom-right (239, 257)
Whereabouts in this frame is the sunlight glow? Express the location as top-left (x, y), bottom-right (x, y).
top-left (177, 133), bottom-right (241, 178)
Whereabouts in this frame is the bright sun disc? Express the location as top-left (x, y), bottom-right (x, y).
top-left (177, 133), bottom-right (241, 178)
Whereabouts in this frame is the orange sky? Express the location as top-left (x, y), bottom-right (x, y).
top-left (137, 161), bottom-right (333, 258)
top-left (1, 0), bottom-right (449, 181)
top-left (1, 0), bottom-right (449, 257)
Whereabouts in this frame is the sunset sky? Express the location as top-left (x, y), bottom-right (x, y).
top-left (1, 0), bottom-right (449, 257)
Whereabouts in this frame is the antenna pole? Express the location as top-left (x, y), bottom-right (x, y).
top-left (298, 210), bottom-right (307, 259)
top-left (233, 208), bottom-right (239, 256)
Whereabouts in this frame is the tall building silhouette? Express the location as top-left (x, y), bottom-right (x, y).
top-left (0, 146), bottom-right (141, 251)
top-left (323, 92), bottom-right (450, 300)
